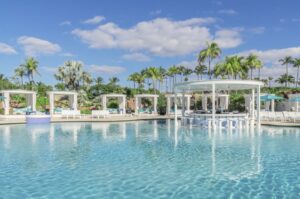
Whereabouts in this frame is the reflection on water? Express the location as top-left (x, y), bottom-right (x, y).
top-left (0, 121), bottom-right (300, 198)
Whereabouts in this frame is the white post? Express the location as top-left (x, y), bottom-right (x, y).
top-left (4, 92), bottom-right (10, 115)
top-left (166, 96), bottom-right (171, 115)
top-left (102, 96), bottom-right (107, 110)
top-left (73, 94), bottom-right (78, 111)
top-left (225, 95), bottom-right (229, 110)
top-left (182, 93), bottom-right (185, 116)
top-left (122, 96), bottom-right (126, 114)
top-left (135, 96), bottom-right (139, 114)
top-left (153, 96), bottom-right (157, 114)
top-left (187, 95), bottom-right (191, 113)
top-left (49, 93), bottom-right (54, 115)
top-left (202, 95), bottom-right (207, 111)
top-left (256, 85), bottom-right (261, 126)
top-left (212, 84), bottom-right (216, 129)
top-left (32, 93), bottom-right (36, 112)
top-left (251, 89), bottom-right (255, 120)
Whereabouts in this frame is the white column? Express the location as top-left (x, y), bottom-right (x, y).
top-left (182, 93), bottom-right (185, 116)
top-left (187, 95), bottom-right (191, 113)
top-left (4, 92), bottom-right (10, 115)
top-left (225, 95), bottom-right (229, 110)
top-left (256, 86), bottom-right (261, 126)
top-left (32, 93), bottom-right (36, 112)
top-left (73, 94), bottom-right (78, 111)
top-left (102, 96), bottom-right (107, 110)
top-left (212, 84), bottom-right (216, 129)
top-left (135, 96), bottom-right (139, 114)
top-left (251, 89), bottom-right (255, 120)
top-left (49, 93), bottom-right (54, 115)
top-left (166, 96), bottom-right (171, 115)
top-left (202, 95), bottom-right (207, 111)
top-left (271, 99), bottom-right (275, 112)
top-left (153, 96), bottom-right (157, 113)
top-left (122, 96), bottom-right (126, 114)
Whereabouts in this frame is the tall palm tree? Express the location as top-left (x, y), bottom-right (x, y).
top-left (268, 77), bottom-right (273, 88)
top-left (14, 65), bottom-right (26, 85)
top-left (168, 65), bottom-right (179, 92)
top-left (245, 54), bottom-right (262, 80)
top-left (177, 65), bottom-right (186, 82)
top-left (147, 67), bottom-right (162, 94)
top-left (128, 72), bottom-right (139, 89)
top-left (20, 57), bottom-right (39, 83)
top-left (198, 42), bottom-right (221, 79)
top-left (279, 56), bottom-right (293, 79)
top-left (293, 58), bottom-right (300, 88)
top-left (183, 68), bottom-right (193, 81)
top-left (194, 64), bottom-right (207, 80)
top-left (214, 56), bottom-right (245, 79)
top-left (275, 74), bottom-right (295, 87)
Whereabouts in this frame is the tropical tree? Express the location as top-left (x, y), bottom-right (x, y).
top-left (147, 67), bottom-right (162, 94)
top-left (293, 58), bottom-right (300, 87)
top-left (55, 60), bottom-right (92, 91)
top-left (268, 77), bottom-right (273, 88)
top-left (245, 54), bottom-right (263, 80)
top-left (168, 65), bottom-right (179, 92)
top-left (279, 56), bottom-right (293, 78)
top-left (183, 68), bottom-right (193, 81)
top-left (128, 72), bottom-right (140, 89)
top-left (194, 64), bottom-right (207, 80)
top-left (214, 56), bottom-right (245, 79)
top-left (14, 65), bottom-right (26, 85)
top-left (198, 42), bottom-right (221, 79)
top-left (20, 57), bottom-right (39, 83)
top-left (275, 74), bottom-right (295, 87)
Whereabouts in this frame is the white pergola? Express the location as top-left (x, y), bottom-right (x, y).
top-left (244, 93), bottom-right (274, 112)
top-left (165, 93), bottom-right (192, 115)
top-left (202, 93), bottom-right (229, 111)
top-left (0, 90), bottom-right (36, 115)
top-left (48, 91), bottom-right (78, 115)
top-left (101, 94), bottom-right (126, 114)
top-left (175, 80), bottom-right (264, 128)
top-left (134, 94), bottom-right (158, 114)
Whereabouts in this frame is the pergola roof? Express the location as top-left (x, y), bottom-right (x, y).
top-left (175, 80), bottom-right (264, 92)
top-left (0, 90), bottom-right (36, 94)
top-left (47, 91), bottom-right (77, 95)
top-left (134, 94), bottom-right (159, 98)
top-left (101, 93), bottom-right (126, 97)
top-left (165, 93), bottom-right (192, 97)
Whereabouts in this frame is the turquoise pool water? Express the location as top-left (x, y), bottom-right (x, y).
top-left (0, 120), bottom-right (300, 198)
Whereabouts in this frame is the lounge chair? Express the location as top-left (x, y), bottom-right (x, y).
top-left (91, 110), bottom-right (110, 118)
top-left (61, 110), bottom-right (81, 119)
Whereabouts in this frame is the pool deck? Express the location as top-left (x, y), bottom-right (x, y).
top-left (261, 121), bottom-right (300, 127)
top-left (0, 115), bottom-right (174, 125)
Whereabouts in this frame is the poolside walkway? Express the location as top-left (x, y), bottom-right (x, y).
top-left (261, 121), bottom-right (300, 127)
top-left (0, 115), bottom-right (174, 125)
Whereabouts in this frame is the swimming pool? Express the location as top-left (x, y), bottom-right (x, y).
top-left (0, 120), bottom-right (299, 198)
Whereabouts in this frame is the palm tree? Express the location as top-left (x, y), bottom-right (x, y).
top-left (293, 58), bottom-right (300, 88)
top-left (275, 74), bottom-right (295, 87)
top-left (214, 56), bottom-right (245, 79)
top-left (279, 56), bottom-right (293, 80)
top-left (245, 54), bottom-right (262, 80)
top-left (168, 65), bottom-right (179, 92)
top-left (20, 57), bottom-right (39, 83)
top-left (198, 42), bottom-right (221, 79)
top-left (128, 72), bottom-right (140, 89)
top-left (194, 64), bottom-right (207, 80)
top-left (183, 68), bottom-right (193, 81)
top-left (14, 65), bottom-right (26, 85)
top-left (147, 67), bottom-right (162, 94)
top-left (268, 77), bottom-right (273, 88)
top-left (177, 65), bottom-right (186, 82)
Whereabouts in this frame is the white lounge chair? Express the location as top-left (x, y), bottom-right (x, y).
top-left (62, 110), bottom-right (81, 119)
top-left (91, 110), bottom-right (110, 119)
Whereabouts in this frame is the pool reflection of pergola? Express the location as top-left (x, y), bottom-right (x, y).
top-left (0, 90), bottom-right (36, 115)
top-left (175, 80), bottom-right (264, 128)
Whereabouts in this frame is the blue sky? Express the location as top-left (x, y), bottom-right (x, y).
top-left (1, 0), bottom-right (300, 86)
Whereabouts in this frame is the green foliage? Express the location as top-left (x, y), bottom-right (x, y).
top-left (228, 93), bottom-right (245, 112)
top-left (157, 94), bottom-right (167, 115)
top-left (107, 100), bottom-right (119, 109)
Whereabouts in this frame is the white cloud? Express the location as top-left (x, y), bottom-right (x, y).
top-left (89, 65), bottom-right (126, 74)
top-left (17, 36), bottom-right (61, 56)
top-left (60, 21), bottom-right (71, 26)
top-left (218, 9), bottom-right (237, 15)
top-left (214, 28), bottom-right (243, 48)
top-left (72, 17), bottom-right (241, 56)
top-left (61, 52), bottom-right (74, 57)
top-left (0, 42), bottom-right (17, 55)
top-left (239, 46), bottom-right (300, 64)
top-left (249, 26), bottom-right (266, 34)
top-left (121, 53), bottom-right (150, 62)
top-left (82, 16), bottom-right (105, 24)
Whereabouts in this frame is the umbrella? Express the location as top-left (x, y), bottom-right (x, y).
top-left (260, 94), bottom-right (283, 102)
top-left (0, 96), bottom-right (5, 101)
top-left (289, 97), bottom-right (300, 102)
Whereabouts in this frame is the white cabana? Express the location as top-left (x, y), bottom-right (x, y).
top-left (47, 91), bottom-right (78, 115)
top-left (101, 94), bottom-right (126, 114)
top-left (245, 93), bottom-right (272, 112)
top-left (175, 80), bottom-right (264, 128)
top-left (0, 90), bottom-right (36, 115)
top-left (165, 93), bottom-right (192, 115)
top-left (134, 94), bottom-right (158, 114)
top-left (201, 94), bottom-right (229, 111)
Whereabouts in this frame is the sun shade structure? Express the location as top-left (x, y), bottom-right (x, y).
top-left (134, 94), bottom-right (159, 114)
top-left (101, 94), bottom-right (126, 114)
top-left (175, 80), bottom-right (264, 128)
top-left (0, 90), bottom-right (36, 115)
top-left (165, 93), bottom-right (192, 115)
top-left (47, 91), bottom-right (78, 115)
top-left (260, 94), bottom-right (283, 101)
top-left (201, 93), bottom-right (229, 111)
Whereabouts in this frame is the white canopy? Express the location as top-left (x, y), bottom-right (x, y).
top-left (134, 94), bottom-right (159, 114)
top-left (101, 94), bottom-right (126, 114)
top-left (47, 91), bottom-right (78, 114)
